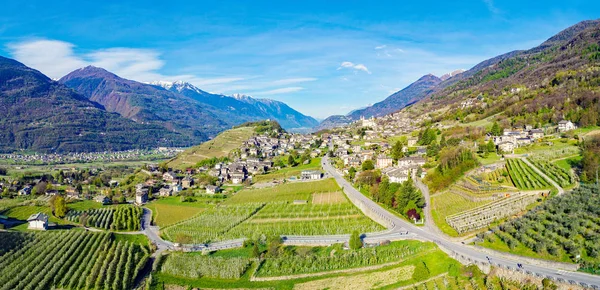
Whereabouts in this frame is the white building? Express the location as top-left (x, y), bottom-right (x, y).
top-left (376, 155), bottom-right (393, 169)
top-left (301, 170), bottom-right (323, 180)
top-left (27, 213), bottom-right (48, 230)
top-left (558, 120), bottom-right (576, 132)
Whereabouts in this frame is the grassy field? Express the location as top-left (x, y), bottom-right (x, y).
top-left (553, 155), bottom-right (582, 171)
top-left (253, 158), bottom-right (322, 183)
top-left (145, 197), bottom-right (212, 227)
top-left (152, 241), bottom-right (478, 290)
top-left (431, 191), bottom-right (491, 237)
top-left (67, 200), bottom-right (105, 211)
top-left (226, 178), bottom-right (339, 204)
top-left (160, 178), bottom-right (383, 243)
top-left (167, 127), bottom-right (255, 169)
top-left (2, 204), bottom-right (67, 230)
top-left (477, 152), bottom-right (502, 165)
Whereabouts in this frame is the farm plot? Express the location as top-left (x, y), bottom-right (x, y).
top-left (480, 184), bottom-right (600, 271)
top-left (161, 253), bottom-right (252, 279)
top-left (529, 159), bottom-right (575, 187)
top-left (256, 240), bottom-right (431, 277)
top-left (226, 178), bottom-right (339, 204)
top-left (312, 191), bottom-right (346, 204)
top-left (222, 202), bottom-right (383, 240)
top-left (445, 193), bottom-right (540, 234)
top-left (431, 191), bottom-right (491, 236)
top-left (161, 203), bottom-right (265, 244)
top-left (0, 231), bottom-right (149, 290)
top-left (505, 159), bottom-right (550, 190)
top-left (65, 206), bottom-right (143, 231)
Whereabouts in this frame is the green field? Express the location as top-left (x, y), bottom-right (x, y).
top-left (153, 241), bottom-right (479, 290)
top-left (505, 159), bottom-right (551, 190)
top-left (253, 157), bottom-right (322, 183)
top-left (431, 191), bottom-right (491, 237)
top-left (145, 196), bottom-right (214, 227)
top-left (553, 155), bottom-right (582, 172)
top-left (160, 179), bottom-right (383, 243)
top-left (0, 231), bottom-right (149, 290)
top-left (529, 159), bottom-right (575, 188)
top-left (167, 127), bottom-right (255, 169)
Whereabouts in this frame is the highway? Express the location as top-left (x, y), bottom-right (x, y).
top-left (320, 156), bottom-right (600, 288)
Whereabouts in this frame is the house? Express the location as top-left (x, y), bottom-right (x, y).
top-left (558, 120), bottom-right (576, 132)
top-left (376, 155), bottom-right (393, 169)
top-left (65, 187), bottom-right (80, 199)
top-left (386, 169), bottom-right (409, 183)
top-left (397, 157), bottom-right (426, 167)
top-left (45, 190), bottom-right (59, 196)
top-left (19, 186), bottom-right (32, 196)
top-left (301, 170), bottom-right (322, 180)
top-left (529, 129), bottom-right (544, 140)
top-left (230, 173), bottom-right (246, 184)
top-left (159, 186), bottom-right (173, 197)
top-left (136, 191), bottom-right (148, 204)
top-left (407, 138), bottom-right (418, 147)
top-left (163, 171), bottom-right (178, 182)
top-left (497, 141), bottom-right (515, 153)
top-left (205, 185), bottom-right (221, 194)
top-left (172, 183), bottom-right (183, 193)
top-left (27, 213), bottom-right (48, 230)
top-left (181, 176), bottom-right (194, 189)
top-left (94, 195), bottom-right (111, 205)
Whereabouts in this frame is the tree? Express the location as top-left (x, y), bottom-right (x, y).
top-left (542, 278), bottom-right (558, 290)
top-left (349, 231), bottom-right (362, 250)
top-left (287, 155), bottom-right (297, 167)
top-left (252, 243), bottom-right (261, 258)
top-left (490, 121), bottom-right (502, 136)
top-left (412, 261), bottom-right (430, 281)
top-left (361, 160), bottom-right (375, 171)
top-left (348, 167), bottom-right (357, 180)
top-left (486, 140), bottom-right (496, 153)
top-left (267, 236), bottom-right (282, 257)
top-left (391, 141), bottom-right (404, 161)
top-left (53, 195), bottom-right (67, 218)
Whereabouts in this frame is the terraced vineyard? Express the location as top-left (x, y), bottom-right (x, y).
top-left (65, 206), bottom-right (143, 231)
top-left (505, 159), bottom-right (550, 190)
top-left (0, 231), bottom-right (149, 290)
top-left (529, 159), bottom-right (575, 187)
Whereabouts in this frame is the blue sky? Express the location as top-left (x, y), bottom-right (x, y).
top-left (0, 1), bottom-right (598, 118)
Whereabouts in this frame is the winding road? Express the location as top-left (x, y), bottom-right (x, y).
top-left (139, 156), bottom-right (599, 287)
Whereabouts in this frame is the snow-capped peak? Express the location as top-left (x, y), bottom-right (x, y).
top-left (439, 69), bottom-right (466, 81)
top-left (150, 80), bottom-right (205, 94)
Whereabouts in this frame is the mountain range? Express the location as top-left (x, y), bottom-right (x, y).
top-left (0, 60), bottom-right (317, 152)
top-left (318, 19), bottom-right (600, 130)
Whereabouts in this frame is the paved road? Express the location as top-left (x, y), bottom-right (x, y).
top-left (320, 156), bottom-right (600, 288)
top-left (141, 208), bottom-right (174, 254)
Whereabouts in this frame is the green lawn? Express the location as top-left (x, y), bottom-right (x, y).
top-left (553, 155), bottom-right (582, 171)
top-left (477, 152), bottom-right (502, 165)
top-left (3, 205), bottom-right (67, 230)
top-left (113, 233), bottom-right (150, 246)
top-left (253, 158), bottom-right (322, 183)
top-left (226, 178), bottom-right (339, 204)
top-left (67, 199), bottom-right (104, 211)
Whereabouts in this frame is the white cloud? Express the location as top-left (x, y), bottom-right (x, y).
top-left (251, 87), bottom-right (304, 95)
top-left (270, 77), bottom-right (317, 86)
top-left (337, 61), bottom-right (371, 74)
top-left (483, 0), bottom-right (500, 14)
top-left (375, 45), bottom-right (387, 50)
top-left (7, 39), bottom-right (86, 79)
top-left (7, 39), bottom-right (247, 88)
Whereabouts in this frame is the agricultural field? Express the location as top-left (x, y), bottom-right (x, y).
top-left (167, 127), bottom-right (255, 169)
top-left (479, 184), bottom-right (600, 273)
top-left (161, 203), bottom-right (265, 243)
top-left (514, 138), bottom-right (580, 158)
top-left (153, 242), bottom-right (493, 290)
top-left (161, 253), bottom-right (253, 279)
top-left (160, 178), bottom-right (382, 243)
top-left (253, 157), bottom-right (322, 183)
top-left (505, 159), bottom-right (551, 190)
top-left (431, 191), bottom-right (491, 237)
top-left (256, 240), bottom-right (432, 277)
top-left (481, 167), bottom-right (514, 187)
top-left (65, 206), bottom-right (143, 231)
top-left (0, 231), bottom-right (149, 290)
top-left (529, 158), bottom-right (575, 187)
top-left (144, 196), bottom-right (214, 227)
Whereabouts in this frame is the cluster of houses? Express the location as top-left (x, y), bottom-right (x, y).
top-left (0, 147), bottom-right (182, 165)
top-left (489, 120), bottom-right (575, 153)
top-left (351, 112), bottom-right (424, 139)
top-left (380, 156), bottom-right (427, 183)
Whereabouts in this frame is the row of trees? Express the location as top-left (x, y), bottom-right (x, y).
top-left (425, 147), bottom-right (479, 192)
